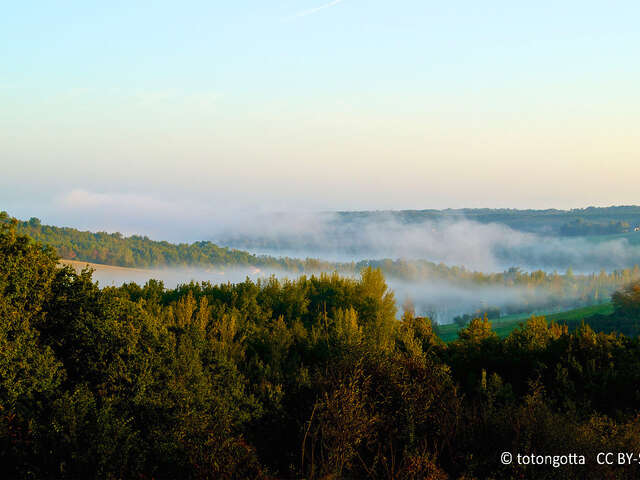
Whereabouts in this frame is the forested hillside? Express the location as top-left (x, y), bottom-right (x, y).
top-left (9, 214), bottom-right (312, 270)
top-left (334, 205), bottom-right (640, 235)
top-left (3, 216), bottom-right (640, 478)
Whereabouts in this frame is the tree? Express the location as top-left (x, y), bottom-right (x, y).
top-left (612, 281), bottom-right (640, 317)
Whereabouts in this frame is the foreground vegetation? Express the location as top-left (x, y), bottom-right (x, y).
top-left (3, 217), bottom-right (640, 478)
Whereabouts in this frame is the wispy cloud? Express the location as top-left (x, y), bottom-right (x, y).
top-left (286, 0), bottom-right (345, 20)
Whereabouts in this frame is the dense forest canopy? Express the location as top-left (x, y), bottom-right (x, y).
top-left (3, 213), bottom-right (640, 478)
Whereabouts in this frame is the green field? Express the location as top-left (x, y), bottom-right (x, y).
top-left (436, 302), bottom-right (615, 342)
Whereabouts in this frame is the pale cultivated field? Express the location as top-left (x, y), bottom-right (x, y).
top-left (60, 259), bottom-right (163, 286)
top-left (60, 259), bottom-right (155, 274)
top-left (59, 259), bottom-right (262, 288)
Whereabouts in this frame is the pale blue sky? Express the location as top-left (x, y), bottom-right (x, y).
top-left (1, 1), bottom-right (639, 237)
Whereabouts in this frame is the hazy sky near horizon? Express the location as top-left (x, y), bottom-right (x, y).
top-left (2, 1), bottom-right (639, 238)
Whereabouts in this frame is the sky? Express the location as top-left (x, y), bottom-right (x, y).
top-left (1, 0), bottom-right (639, 239)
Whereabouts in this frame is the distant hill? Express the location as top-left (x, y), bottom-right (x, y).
top-left (332, 206), bottom-right (640, 235)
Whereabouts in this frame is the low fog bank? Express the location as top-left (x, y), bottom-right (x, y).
top-left (211, 212), bottom-right (640, 273)
top-left (388, 279), bottom-right (564, 324)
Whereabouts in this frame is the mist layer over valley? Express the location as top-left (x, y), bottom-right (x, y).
top-left (206, 210), bottom-right (640, 321)
top-left (212, 211), bottom-right (640, 273)
top-left (12, 209), bottom-right (640, 324)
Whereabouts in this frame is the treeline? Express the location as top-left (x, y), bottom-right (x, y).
top-left (3, 219), bottom-right (640, 478)
top-left (559, 218), bottom-right (632, 236)
top-left (453, 306), bottom-right (501, 326)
